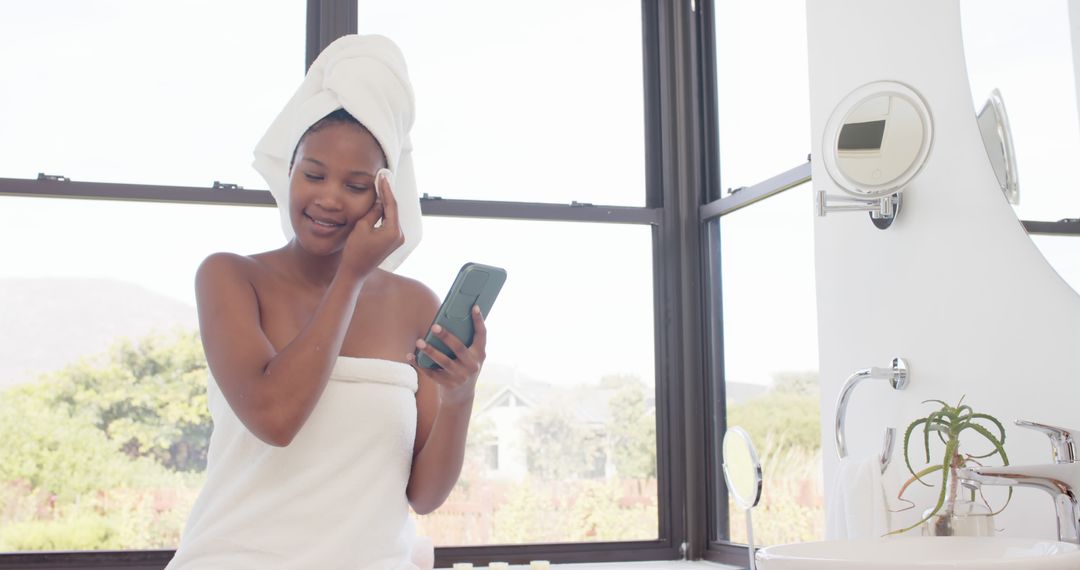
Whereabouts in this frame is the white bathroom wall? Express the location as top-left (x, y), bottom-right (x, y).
top-left (808, 0), bottom-right (1080, 538)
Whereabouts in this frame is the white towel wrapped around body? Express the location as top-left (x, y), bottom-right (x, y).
top-left (167, 358), bottom-right (433, 569)
top-left (252, 34), bottom-right (422, 272)
top-left (825, 455), bottom-right (891, 539)
top-left (169, 35), bottom-right (433, 568)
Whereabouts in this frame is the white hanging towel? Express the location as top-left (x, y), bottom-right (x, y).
top-left (825, 455), bottom-right (891, 539)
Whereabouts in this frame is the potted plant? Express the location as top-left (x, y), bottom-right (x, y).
top-left (889, 397), bottom-right (1011, 536)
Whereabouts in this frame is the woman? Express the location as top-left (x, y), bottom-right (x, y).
top-left (167, 35), bottom-right (480, 569)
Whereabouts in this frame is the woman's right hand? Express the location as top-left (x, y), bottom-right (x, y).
top-left (340, 169), bottom-right (404, 279)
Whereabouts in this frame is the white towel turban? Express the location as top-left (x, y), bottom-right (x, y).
top-left (252, 34), bottom-right (421, 272)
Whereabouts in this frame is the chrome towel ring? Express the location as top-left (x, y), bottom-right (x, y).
top-left (834, 357), bottom-right (909, 473)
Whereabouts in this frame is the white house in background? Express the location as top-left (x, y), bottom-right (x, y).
top-left (475, 376), bottom-right (767, 481)
top-left (477, 384), bottom-right (537, 481)
top-left (476, 379), bottom-right (656, 481)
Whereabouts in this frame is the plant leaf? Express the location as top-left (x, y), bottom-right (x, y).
top-left (968, 413), bottom-right (1007, 446)
top-left (960, 421), bottom-right (1010, 465)
top-left (892, 464), bottom-right (944, 513)
top-left (903, 418), bottom-right (932, 483)
top-left (924, 411), bottom-right (950, 465)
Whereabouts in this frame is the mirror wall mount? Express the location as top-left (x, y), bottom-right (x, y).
top-left (976, 88), bottom-right (1019, 205)
top-left (816, 80), bottom-right (934, 230)
top-left (815, 190), bottom-right (902, 230)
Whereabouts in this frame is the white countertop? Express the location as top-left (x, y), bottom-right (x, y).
top-left (439, 561), bottom-right (738, 570)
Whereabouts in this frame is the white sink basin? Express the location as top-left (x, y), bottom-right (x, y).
top-left (755, 537), bottom-right (1080, 569)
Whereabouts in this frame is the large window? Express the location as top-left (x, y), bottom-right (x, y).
top-left (705, 0), bottom-right (824, 555)
top-left (2, 0), bottom-right (814, 567)
top-left (355, 0), bottom-right (647, 207)
top-left (713, 0), bottom-right (810, 192)
top-left (0, 202), bottom-right (660, 553)
top-left (395, 219), bottom-right (658, 545)
top-left (0, 2), bottom-right (305, 549)
top-left (0, 197), bottom-right (283, 552)
top-left (0, 1), bottom-right (306, 189)
top-left (716, 186), bottom-right (822, 546)
top-left (1, 0), bottom-right (677, 567)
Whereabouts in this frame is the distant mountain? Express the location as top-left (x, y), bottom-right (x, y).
top-left (726, 381), bottom-right (769, 405)
top-left (0, 278), bottom-right (197, 390)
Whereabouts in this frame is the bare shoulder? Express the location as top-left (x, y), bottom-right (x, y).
top-left (375, 270), bottom-right (440, 333)
top-left (196, 251), bottom-right (255, 280)
top-left (196, 250), bottom-right (286, 287)
top-left (196, 254), bottom-right (267, 297)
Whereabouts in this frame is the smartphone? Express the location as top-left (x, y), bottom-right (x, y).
top-left (416, 262), bottom-right (507, 369)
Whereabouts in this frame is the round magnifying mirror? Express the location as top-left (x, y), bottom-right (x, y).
top-left (723, 426), bottom-right (763, 510)
top-left (976, 88), bottom-right (1019, 205)
top-left (823, 81), bottom-right (934, 199)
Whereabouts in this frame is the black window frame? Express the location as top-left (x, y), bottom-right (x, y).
top-left (0, 0), bottom-right (764, 567)
top-left (695, 0), bottom-right (817, 564)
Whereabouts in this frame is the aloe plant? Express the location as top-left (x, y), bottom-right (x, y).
top-left (889, 397), bottom-right (1011, 536)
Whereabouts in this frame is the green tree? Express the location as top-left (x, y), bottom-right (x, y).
top-left (771, 370), bottom-right (820, 397)
top-left (0, 384), bottom-right (168, 503)
top-left (0, 376), bottom-right (190, 551)
top-left (727, 370), bottom-right (821, 452)
top-left (490, 480), bottom-right (563, 543)
top-left (606, 375), bottom-right (656, 480)
top-left (0, 329), bottom-right (212, 550)
top-left (41, 329), bottom-right (212, 472)
top-left (570, 480), bottom-right (657, 541)
top-left (522, 398), bottom-right (604, 480)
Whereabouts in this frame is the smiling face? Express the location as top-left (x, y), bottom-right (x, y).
top-left (287, 120), bottom-right (387, 256)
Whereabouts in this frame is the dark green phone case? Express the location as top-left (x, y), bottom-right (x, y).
top-left (416, 262), bottom-right (507, 369)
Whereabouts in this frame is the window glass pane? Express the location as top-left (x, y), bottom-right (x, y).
top-left (394, 218), bottom-right (659, 545)
top-left (0, 197), bottom-right (659, 549)
top-left (714, 0), bottom-right (810, 191)
top-left (1030, 235), bottom-right (1080, 293)
top-left (0, 196), bottom-right (283, 551)
top-left (0, 1), bottom-right (305, 189)
top-left (959, 0), bottom-right (1080, 222)
top-left (959, 1), bottom-right (1080, 297)
top-left (356, 1), bottom-right (646, 206)
top-left (717, 185), bottom-right (823, 545)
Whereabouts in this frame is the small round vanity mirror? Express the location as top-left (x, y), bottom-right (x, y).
top-left (976, 88), bottom-right (1019, 205)
top-left (723, 426), bottom-right (763, 570)
top-left (823, 81), bottom-right (934, 199)
top-left (723, 426), bottom-right (763, 510)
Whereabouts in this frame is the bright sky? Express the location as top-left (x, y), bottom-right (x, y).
top-left (713, 0), bottom-right (819, 388)
top-left (0, 0), bottom-right (654, 388)
top-left (3, 1), bottom-right (1077, 390)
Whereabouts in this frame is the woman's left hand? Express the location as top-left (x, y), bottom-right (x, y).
top-left (406, 305), bottom-right (487, 407)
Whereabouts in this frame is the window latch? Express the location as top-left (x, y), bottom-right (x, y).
top-left (570, 200), bottom-right (593, 207)
top-left (212, 181), bottom-right (244, 190)
top-left (420, 193), bottom-right (442, 201)
top-left (37, 173), bottom-right (70, 182)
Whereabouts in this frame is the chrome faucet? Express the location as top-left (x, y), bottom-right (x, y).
top-left (956, 420), bottom-right (1080, 544)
